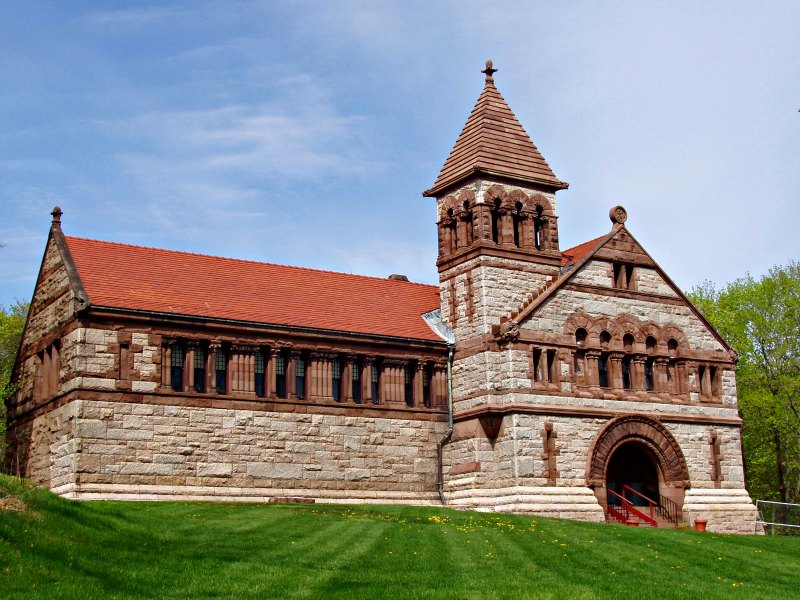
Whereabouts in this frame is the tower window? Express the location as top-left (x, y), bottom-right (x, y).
top-left (533, 205), bottom-right (545, 250)
top-left (491, 198), bottom-right (501, 243)
top-left (512, 201), bottom-right (522, 247)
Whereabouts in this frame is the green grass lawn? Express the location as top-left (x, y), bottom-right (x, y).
top-left (0, 475), bottom-right (797, 599)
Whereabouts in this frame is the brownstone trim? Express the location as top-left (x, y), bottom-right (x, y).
top-left (439, 256), bottom-right (558, 282)
top-left (7, 387), bottom-right (449, 429)
top-left (586, 415), bottom-right (691, 488)
top-left (437, 241), bottom-right (562, 272)
top-left (453, 402), bottom-right (742, 427)
top-left (453, 382), bottom-right (728, 408)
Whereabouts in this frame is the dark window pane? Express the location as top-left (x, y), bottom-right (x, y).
top-left (371, 364), bottom-right (380, 404)
top-left (171, 345), bottom-right (184, 391)
top-left (352, 362), bottom-right (361, 403)
top-left (295, 356), bottom-right (305, 399)
top-left (599, 354), bottom-right (609, 388)
top-left (404, 366), bottom-right (414, 407)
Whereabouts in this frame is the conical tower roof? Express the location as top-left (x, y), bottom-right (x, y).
top-left (424, 61), bottom-right (567, 197)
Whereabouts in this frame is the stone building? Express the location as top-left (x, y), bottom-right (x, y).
top-left (5, 62), bottom-right (758, 533)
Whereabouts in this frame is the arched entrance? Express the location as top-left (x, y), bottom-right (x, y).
top-left (587, 415), bottom-right (690, 520)
top-left (606, 443), bottom-right (660, 506)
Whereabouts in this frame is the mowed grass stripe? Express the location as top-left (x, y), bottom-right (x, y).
top-left (2, 477), bottom-right (800, 599)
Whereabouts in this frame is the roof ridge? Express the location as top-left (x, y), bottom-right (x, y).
top-left (65, 236), bottom-right (438, 290)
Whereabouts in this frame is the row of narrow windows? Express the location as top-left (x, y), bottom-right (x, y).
top-left (162, 342), bottom-right (444, 408)
top-left (532, 329), bottom-right (723, 400)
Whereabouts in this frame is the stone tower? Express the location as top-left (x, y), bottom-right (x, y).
top-left (424, 60), bottom-right (568, 345)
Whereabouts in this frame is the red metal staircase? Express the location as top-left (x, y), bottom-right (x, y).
top-left (606, 485), bottom-right (681, 528)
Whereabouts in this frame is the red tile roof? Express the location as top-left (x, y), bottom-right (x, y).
top-left (65, 237), bottom-right (443, 342)
top-left (560, 235), bottom-right (606, 267)
top-left (425, 72), bottom-right (567, 196)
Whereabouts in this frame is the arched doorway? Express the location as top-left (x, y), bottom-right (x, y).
top-left (606, 442), bottom-right (660, 506)
top-left (587, 415), bottom-right (690, 521)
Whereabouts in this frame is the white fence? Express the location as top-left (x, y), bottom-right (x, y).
top-left (756, 500), bottom-right (800, 535)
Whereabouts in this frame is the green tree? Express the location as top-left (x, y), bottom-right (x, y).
top-left (1, 301), bottom-right (29, 457)
top-left (689, 262), bottom-right (800, 502)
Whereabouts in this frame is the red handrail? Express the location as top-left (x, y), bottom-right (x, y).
top-left (608, 488), bottom-right (657, 527)
top-left (621, 484), bottom-right (657, 521)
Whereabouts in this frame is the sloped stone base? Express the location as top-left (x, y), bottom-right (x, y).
top-left (682, 488), bottom-right (761, 534)
top-left (54, 481), bottom-right (441, 505)
top-left (446, 481), bottom-right (606, 522)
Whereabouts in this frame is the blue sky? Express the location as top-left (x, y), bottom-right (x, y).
top-left (1, 1), bottom-right (798, 309)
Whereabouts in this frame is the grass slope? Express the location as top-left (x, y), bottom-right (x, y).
top-left (0, 475), bottom-right (797, 599)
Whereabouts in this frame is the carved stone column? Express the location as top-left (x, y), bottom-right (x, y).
top-left (609, 352), bottom-right (624, 389)
top-left (499, 207), bottom-right (514, 245)
top-left (208, 342), bottom-right (221, 393)
top-left (287, 350), bottom-right (299, 399)
top-left (414, 361), bottom-right (425, 407)
top-left (362, 357), bottom-right (374, 403)
top-left (654, 358), bottom-right (670, 394)
top-left (473, 203), bottom-right (492, 241)
top-left (342, 357), bottom-right (353, 402)
top-left (585, 351), bottom-right (601, 388)
top-left (185, 340), bottom-right (199, 391)
top-left (632, 355), bottom-right (647, 392)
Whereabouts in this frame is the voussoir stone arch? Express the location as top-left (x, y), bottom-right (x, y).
top-left (439, 194), bottom-right (458, 220)
top-left (589, 317), bottom-right (621, 346)
top-left (564, 312), bottom-right (594, 337)
top-left (586, 415), bottom-right (690, 489)
top-left (457, 189), bottom-right (476, 208)
top-left (615, 314), bottom-right (642, 340)
top-left (507, 188), bottom-right (528, 207)
top-left (483, 184), bottom-right (508, 206)
top-left (529, 193), bottom-right (554, 214)
top-left (661, 325), bottom-right (689, 352)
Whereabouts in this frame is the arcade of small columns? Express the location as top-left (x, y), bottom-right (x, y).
top-left (161, 339), bottom-right (449, 409)
top-left (436, 187), bottom-right (560, 259)
top-left (527, 315), bottom-right (728, 402)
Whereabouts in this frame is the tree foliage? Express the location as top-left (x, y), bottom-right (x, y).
top-left (1, 300), bottom-right (29, 456)
top-left (689, 262), bottom-right (800, 502)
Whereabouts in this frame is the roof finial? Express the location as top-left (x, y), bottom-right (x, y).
top-left (51, 206), bottom-right (63, 225)
top-left (482, 59), bottom-right (497, 82)
top-left (609, 205), bottom-right (628, 225)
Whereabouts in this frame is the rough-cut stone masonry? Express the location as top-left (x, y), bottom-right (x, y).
top-left (19, 398), bottom-right (447, 503)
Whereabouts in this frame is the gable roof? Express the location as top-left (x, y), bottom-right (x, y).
top-left (506, 225), bottom-right (737, 357)
top-left (65, 237), bottom-right (443, 342)
top-left (424, 66), bottom-right (567, 197)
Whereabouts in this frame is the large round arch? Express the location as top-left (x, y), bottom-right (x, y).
top-left (587, 415), bottom-right (690, 511)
